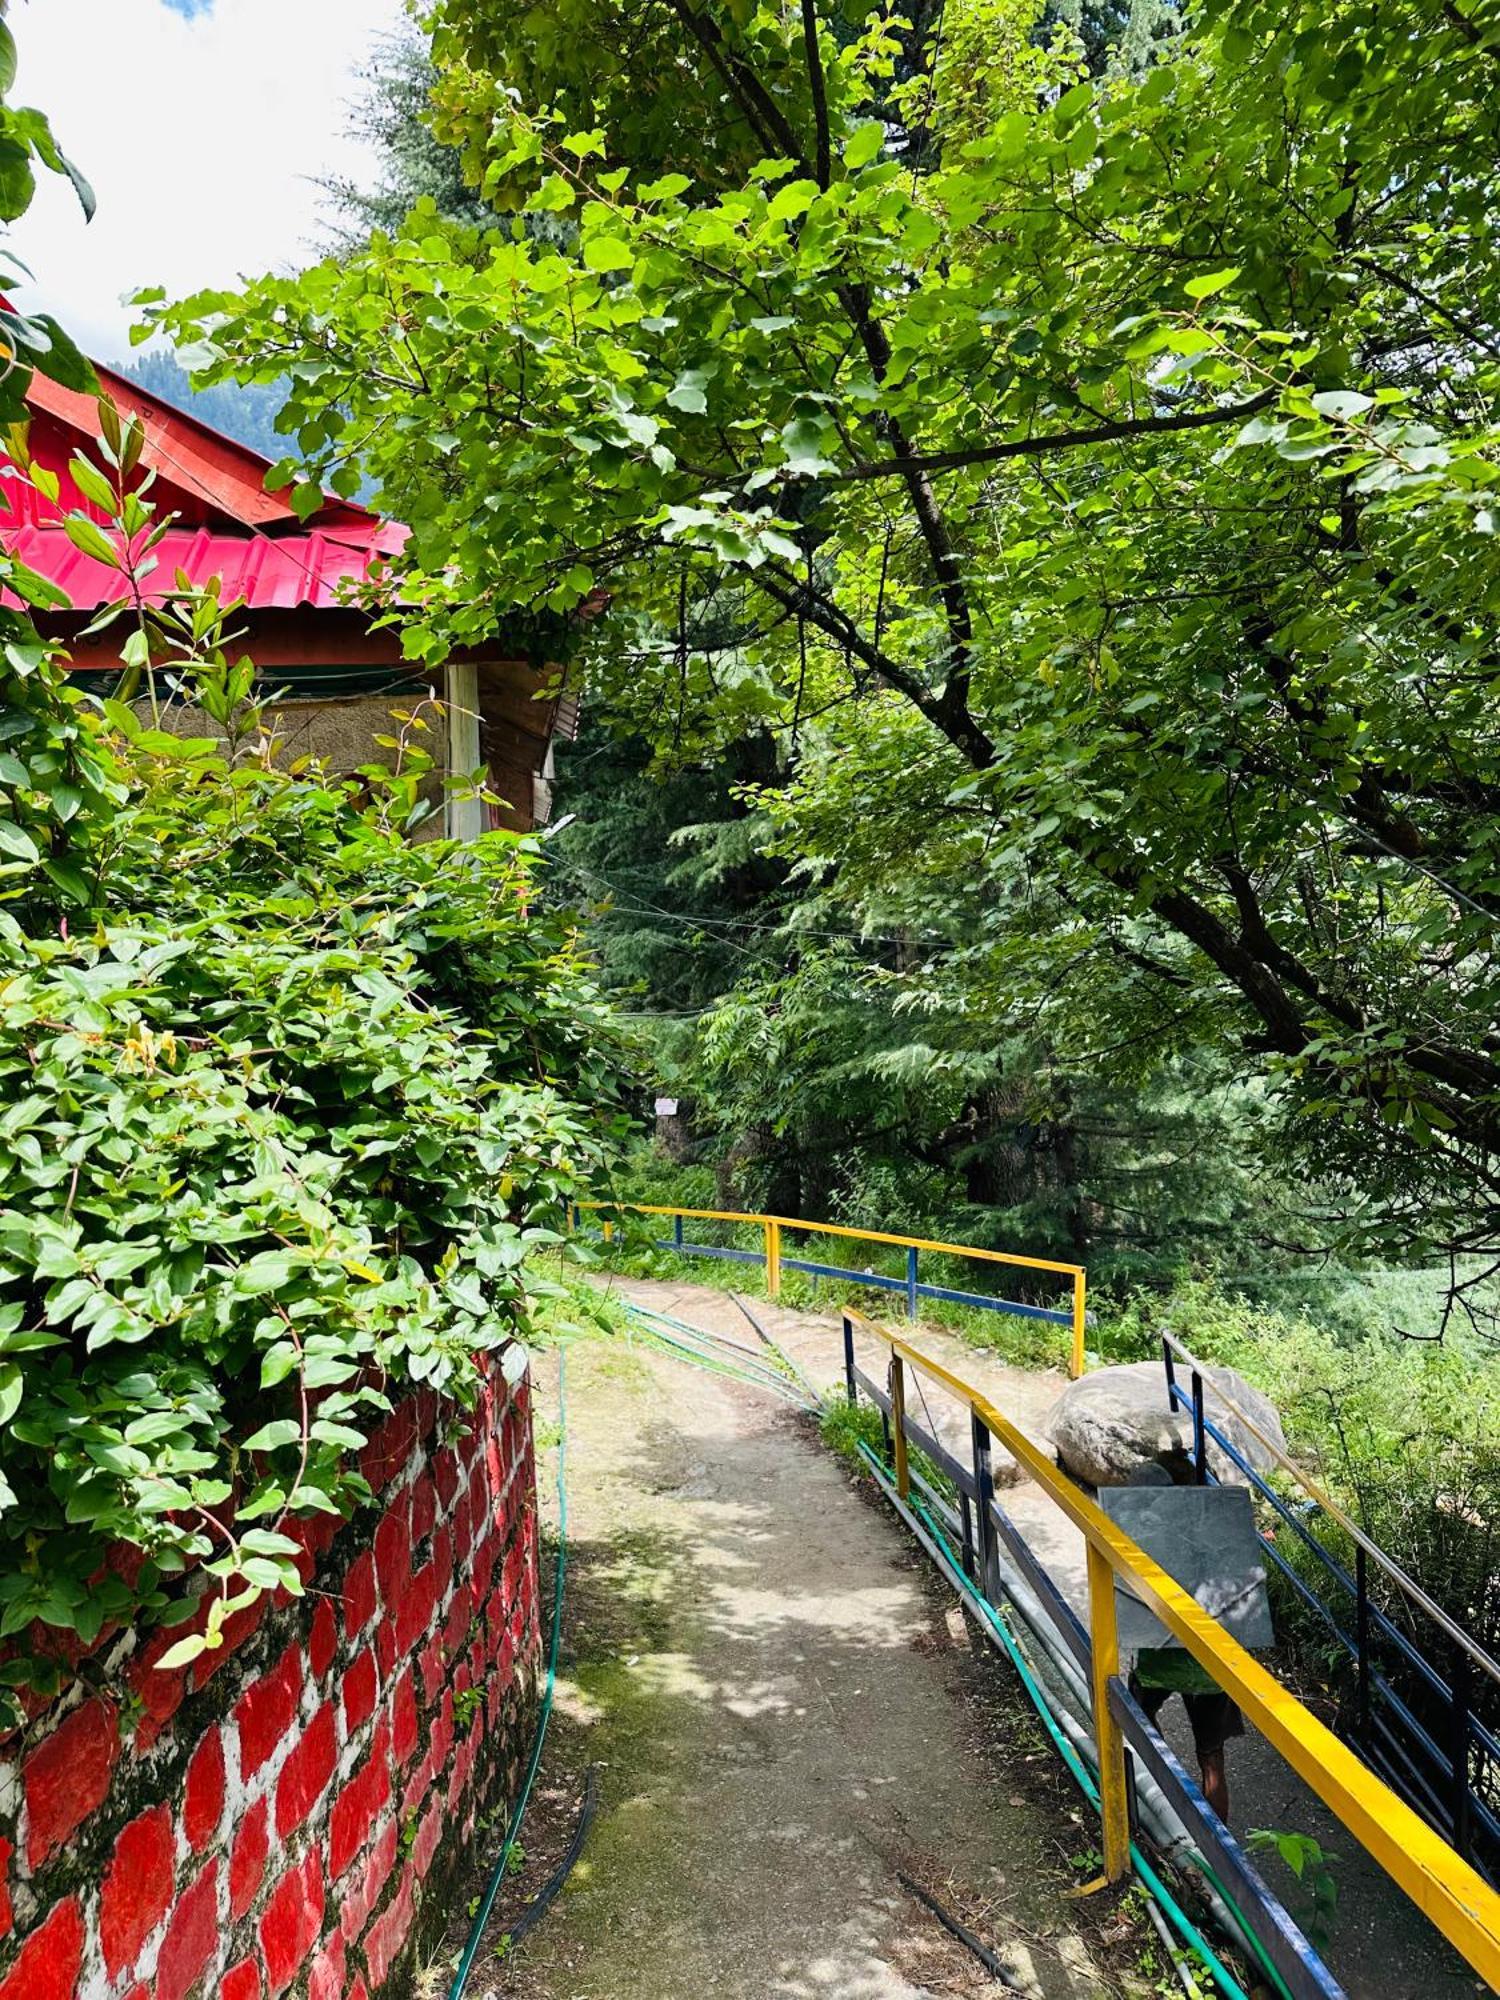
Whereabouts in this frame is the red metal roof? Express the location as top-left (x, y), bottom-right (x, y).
top-left (2, 520), bottom-right (406, 611)
top-left (1, 356), bottom-right (407, 613)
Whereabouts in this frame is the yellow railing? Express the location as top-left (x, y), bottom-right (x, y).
top-left (848, 1306), bottom-right (1500, 1991)
top-left (575, 1201), bottom-right (1090, 1376)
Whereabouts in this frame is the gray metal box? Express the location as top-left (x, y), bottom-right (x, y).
top-left (1098, 1484), bottom-right (1275, 1654)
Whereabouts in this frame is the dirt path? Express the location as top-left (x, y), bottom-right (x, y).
top-left (587, 1277), bottom-right (1482, 2000)
top-left (447, 1325), bottom-right (1155, 2000)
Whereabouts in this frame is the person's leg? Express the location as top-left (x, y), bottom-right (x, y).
top-left (1185, 1693), bottom-right (1240, 1821)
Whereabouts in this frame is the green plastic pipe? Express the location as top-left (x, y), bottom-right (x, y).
top-left (448, 1350), bottom-right (569, 2000)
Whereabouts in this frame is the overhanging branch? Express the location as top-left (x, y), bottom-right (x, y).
top-left (833, 392), bottom-right (1276, 481)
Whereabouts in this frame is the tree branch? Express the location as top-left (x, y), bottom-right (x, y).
top-left (834, 392), bottom-right (1276, 481)
top-left (754, 565), bottom-right (996, 768)
top-left (669, 0), bottom-right (811, 170)
top-left (800, 0), bottom-right (832, 190)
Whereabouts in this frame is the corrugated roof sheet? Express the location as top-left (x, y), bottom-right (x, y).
top-left (4, 520), bottom-right (408, 612)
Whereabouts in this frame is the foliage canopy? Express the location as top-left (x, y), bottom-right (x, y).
top-left (153, 0), bottom-right (1500, 1293)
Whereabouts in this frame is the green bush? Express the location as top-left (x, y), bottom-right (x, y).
top-left (0, 444), bottom-right (625, 1698)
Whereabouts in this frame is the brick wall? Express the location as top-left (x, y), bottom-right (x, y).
top-left (0, 1348), bottom-right (541, 2000)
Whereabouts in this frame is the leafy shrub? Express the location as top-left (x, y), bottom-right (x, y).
top-left (0, 456), bottom-right (625, 1698)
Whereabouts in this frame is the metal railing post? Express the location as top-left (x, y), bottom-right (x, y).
top-left (674, 1212), bottom-right (684, 1249)
top-left (1086, 1542), bottom-right (1132, 1883)
top-left (843, 1313), bottom-right (857, 1407)
top-left (1355, 1544), bottom-right (1371, 1739)
top-left (1161, 1332), bottom-right (1177, 1410)
top-left (602, 1216), bottom-right (614, 1244)
top-left (971, 1410), bottom-right (998, 1601)
top-left (1452, 1645), bottom-right (1473, 1859)
top-left (906, 1245), bottom-right (919, 1321)
top-left (1191, 1370), bottom-right (1208, 1485)
top-left (889, 1353), bottom-right (910, 1499)
top-left (764, 1219), bottom-right (782, 1300)
top-left (1071, 1270), bottom-right (1088, 1379)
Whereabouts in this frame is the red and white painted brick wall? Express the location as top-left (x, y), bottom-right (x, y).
top-left (0, 1348), bottom-right (541, 2000)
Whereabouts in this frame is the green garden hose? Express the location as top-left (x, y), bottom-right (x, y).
top-left (448, 1349), bottom-right (569, 2000)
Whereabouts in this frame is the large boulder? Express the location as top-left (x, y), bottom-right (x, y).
top-left (1045, 1360), bottom-right (1287, 1489)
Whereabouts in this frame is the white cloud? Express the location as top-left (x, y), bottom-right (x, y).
top-left (7, 0), bottom-right (409, 359)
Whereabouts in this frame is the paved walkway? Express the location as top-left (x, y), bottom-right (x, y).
top-left (455, 1320), bottom-right (1142, 2000)
top-left (587, 1277), bottom-right (1480, 2000)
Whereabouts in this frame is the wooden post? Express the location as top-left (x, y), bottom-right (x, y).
top-left (889, 1353), bottom-right (909, 1499)
top-left (1071, 1270), bottom-right (1088, 1379)
top-left (1087, 1539), bottom-right (1131, 1883)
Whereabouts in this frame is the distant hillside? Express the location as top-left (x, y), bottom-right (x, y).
top-left (112, 351), bottom-right (291, 462)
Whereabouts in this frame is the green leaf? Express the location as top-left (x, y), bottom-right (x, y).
top-left (1183, 267), bottom-right (1242, 301)
top-left (665, 369), bottom-right (710, 415)
top-left (767, 179), bottom-right (817, 224)
top-left (0, 817), bottom-right (39, 864)
top-left (583, 236), bottom-right (634, 274)
top-left (242, 1418), bottom-right (302, 1454)
top-left (33, 320), bottom-right (96, 395)
top-left (154, 1631), bottom-right (210, 1672)
top-left (844, 122), bottom-right (885, 171)
top-left (63, 515), bottom-right (118, 565)
top-left (1310, 390), bottom-right (1373, 421)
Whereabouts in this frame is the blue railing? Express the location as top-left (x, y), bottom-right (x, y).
top-left (1161, 1336), bottom-right (1500, 1883)
top-left (573, 1201), bottom-right (1091, 1373)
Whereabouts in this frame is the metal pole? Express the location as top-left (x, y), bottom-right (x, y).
top-left (1191, 1369), bottom-right (1207, 1485)
top-left (1071, 1270), bottom-right (1087, 1379)
top-left (843, 1314), bottom-right (857, 1408)
top-left (906, 1244), bottom-right (919, 1322)
top-left (1452, 1645), bottom-right (1472, 1859)
top-left (1087, 1543), bottom-right (1132, 1883)
top-left (890, 1354), bottom-right (910, 1500)
top-left (764, 1219), bottom-right (782, 1301)
top-left (674, 1212), bottom-right (684, 1249)
top-left (1355, 1544), bottom-right (1371, 1740)
top-left (959, 1493), bottom-right (975, 1580)
top-left (971, 1410), bottom-right (998, 1602)
top-left (1162, 1333), bottom-right (1177, 1411)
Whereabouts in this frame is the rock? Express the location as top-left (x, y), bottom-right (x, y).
top-left (1044, 1360), bottom-right (1286, 1489)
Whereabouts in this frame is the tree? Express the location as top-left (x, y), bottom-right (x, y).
top-left (114, 349), bottom-right (291, 459)
top-left (320, 23), bottom-right (492, 239)
top-left (153, 0), bottom-right (1500, 1299)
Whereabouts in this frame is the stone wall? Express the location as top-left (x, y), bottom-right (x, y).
top-left (0, 1352), bottom-right (541, 2000)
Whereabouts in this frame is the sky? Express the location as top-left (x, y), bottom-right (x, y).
top-left (8, 0), bottom-right (408, 360)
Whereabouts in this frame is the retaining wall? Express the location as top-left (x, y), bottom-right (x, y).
top-left (0, 1348), bottom-right (541, 2000)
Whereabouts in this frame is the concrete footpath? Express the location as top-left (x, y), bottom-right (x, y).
top-left (438, 1315), bottom-right (1147, 2000)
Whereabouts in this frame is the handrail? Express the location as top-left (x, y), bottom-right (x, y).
top-left (1161, 1330), bottom-right (1500, 1693)
top-left (575, 1200), bottom-right (1090, 1375)
top-left (845, 1305), bottom-right (1500, 1991)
